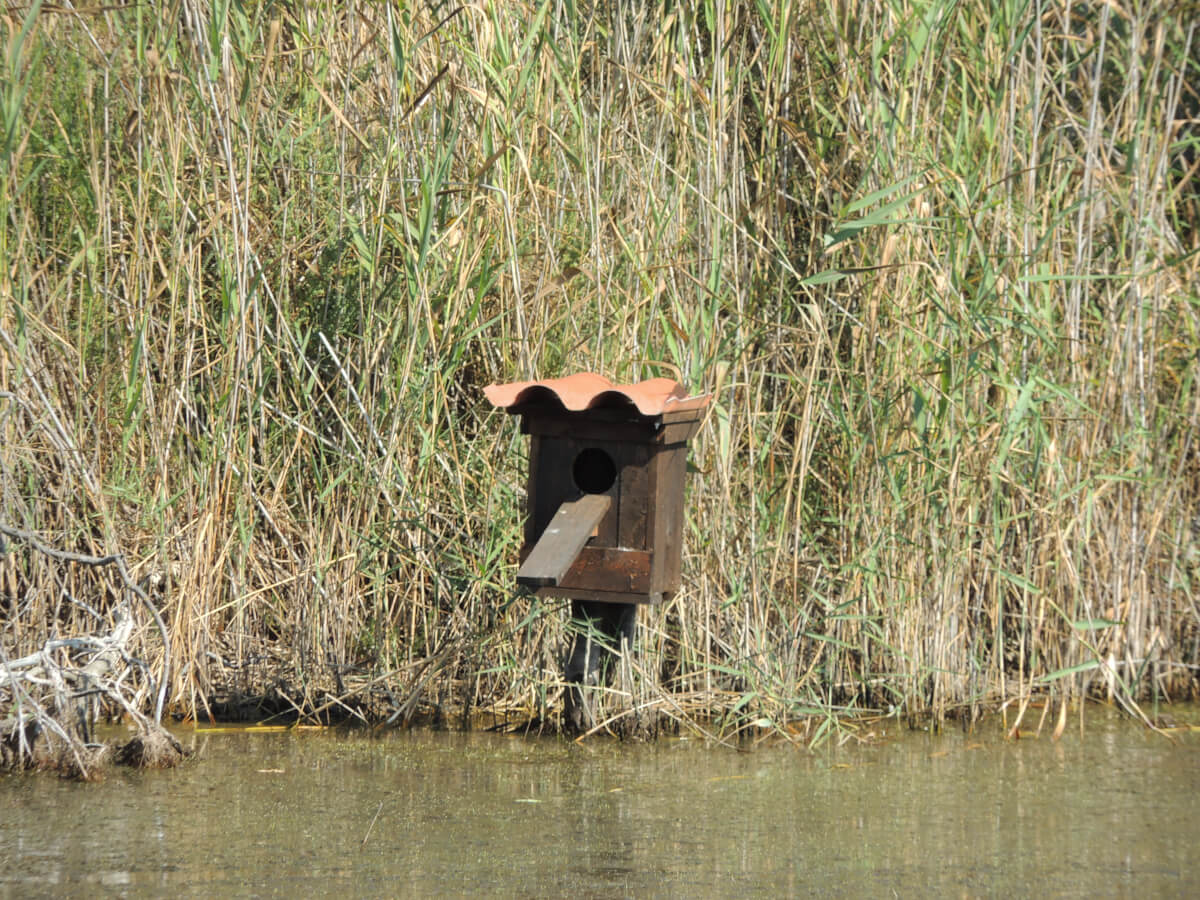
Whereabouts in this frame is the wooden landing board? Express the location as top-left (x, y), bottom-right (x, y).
top-left (516, 494), bottom-right (612, 588)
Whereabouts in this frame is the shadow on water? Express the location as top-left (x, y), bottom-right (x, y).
top-left (2, 706), bottom-right (1198, 897)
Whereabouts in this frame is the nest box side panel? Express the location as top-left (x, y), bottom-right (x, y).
top-left (648, 442), bottom-right (689, 596)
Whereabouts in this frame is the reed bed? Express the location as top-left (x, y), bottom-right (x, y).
top-left (1, 0), bottom-right (1196, 739)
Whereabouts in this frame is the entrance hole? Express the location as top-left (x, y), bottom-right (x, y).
top-left (572, 447), bottom-right (617, 494)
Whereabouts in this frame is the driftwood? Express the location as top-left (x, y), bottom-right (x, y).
top-left (0, 522), bottom-right (172, 723)
top-left (1, 607), bottom-right (185, 776)
top-left (0, 528), bottom-right (184, 778)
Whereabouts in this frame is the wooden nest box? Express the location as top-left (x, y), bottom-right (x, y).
top-left (485, 373), bottom-right (710, 604)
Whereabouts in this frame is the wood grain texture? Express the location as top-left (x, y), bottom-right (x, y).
top-left (516, 494), bottom-right (611, 587)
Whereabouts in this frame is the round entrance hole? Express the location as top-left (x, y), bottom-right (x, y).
top-left (572, 447), bottom-right (617, 494)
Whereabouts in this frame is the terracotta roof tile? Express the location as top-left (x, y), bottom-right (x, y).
top-left (484, 373), bottom-right (710, 417)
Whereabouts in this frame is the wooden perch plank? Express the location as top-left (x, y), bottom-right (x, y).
top-left (517, 494), bottom-right (611, 588)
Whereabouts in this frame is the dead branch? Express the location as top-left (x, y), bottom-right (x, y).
top-left (0, 607), bottom-right (184, 777)
top-left (0, 521), bottom-right (171, 722)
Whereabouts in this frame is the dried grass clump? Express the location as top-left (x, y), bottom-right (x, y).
top-left (1, 718), bottom-right (110, 780)
top-left (1, 720), bottom-right (186, 778)
top-left (0, 719), bottom-right (42, 772)
top-left (114, 729), bottom-right (187, 770)
top-left (39, 743), bottom-right (114, 782)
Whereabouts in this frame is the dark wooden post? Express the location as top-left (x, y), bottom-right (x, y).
top-left (563, 600), bottom-right (638, 732)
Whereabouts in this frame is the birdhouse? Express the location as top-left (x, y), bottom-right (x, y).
top-left (484, 373), bottom-right (710, 604)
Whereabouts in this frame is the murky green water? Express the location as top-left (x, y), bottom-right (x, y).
top-left (2, 708), bottom-right (1197, 897)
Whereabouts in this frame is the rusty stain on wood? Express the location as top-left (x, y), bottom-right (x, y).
top-left (518, 546), bottom-right (652, 594)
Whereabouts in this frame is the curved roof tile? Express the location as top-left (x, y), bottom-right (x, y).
top-left (484, 373), bottom-right (710, 417)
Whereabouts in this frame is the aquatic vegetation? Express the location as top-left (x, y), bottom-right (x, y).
top-left (0, 1), bottom-right (1196, 741)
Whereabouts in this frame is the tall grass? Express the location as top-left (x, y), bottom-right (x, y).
top-left (0, 0), bottom-right (1196, 736)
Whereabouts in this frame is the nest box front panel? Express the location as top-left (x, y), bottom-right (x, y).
top-left (526, 436), bottom-right (651, 553)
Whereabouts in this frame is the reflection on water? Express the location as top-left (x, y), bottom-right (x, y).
top-left (1, 708), bottom-right (1198, 897)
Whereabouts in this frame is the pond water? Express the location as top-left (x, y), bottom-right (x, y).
top-left (1, 707), bottom-right (1197, 897)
